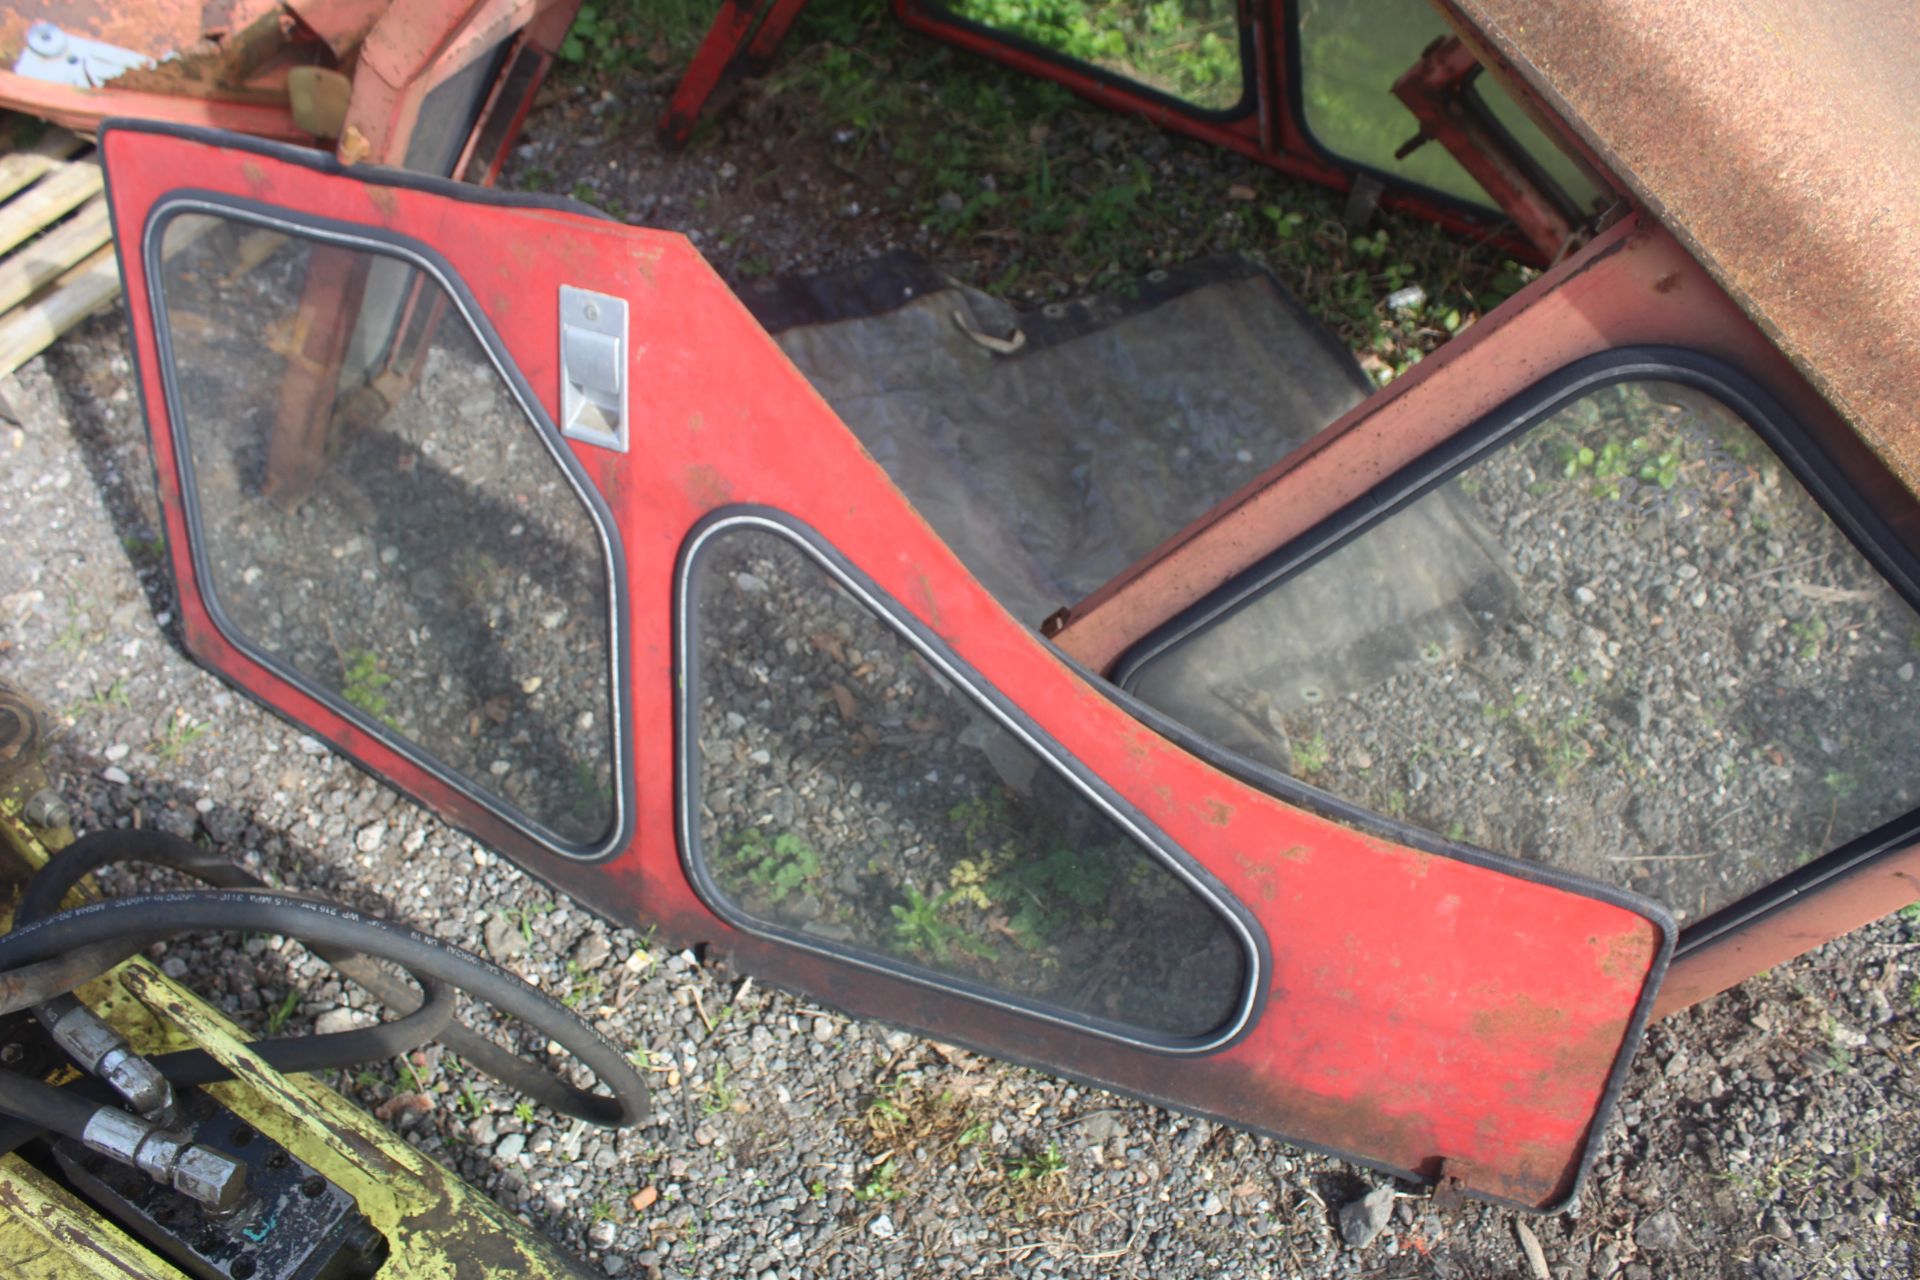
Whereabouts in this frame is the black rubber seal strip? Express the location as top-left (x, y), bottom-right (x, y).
top-left (99, 118), bottom-right (617, 224)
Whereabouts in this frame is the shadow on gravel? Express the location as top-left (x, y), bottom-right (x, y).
top-left (41, 320), bottom-right (178, 651)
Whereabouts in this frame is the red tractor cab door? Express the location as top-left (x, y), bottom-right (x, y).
top-left (102, 119), bottom-right (1669, 1212)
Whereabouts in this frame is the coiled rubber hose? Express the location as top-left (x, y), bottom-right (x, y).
top-left (0, 829), bottom-right (648, 1130)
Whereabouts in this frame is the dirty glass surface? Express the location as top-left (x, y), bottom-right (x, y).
top-left (1126, 381), bottom-right (1920, 922)
top-left (935, 0), bottom-right (1244, 111)
top-left (691, 526), bottom-right (1249, 1040)
top-left (1296, 0), bottom-right (1601, 214)
top-left (155, 212), bottom-right (617, 847)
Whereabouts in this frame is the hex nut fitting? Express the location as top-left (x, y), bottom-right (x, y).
top-left (81, 1108), bottom-right (248, 1213)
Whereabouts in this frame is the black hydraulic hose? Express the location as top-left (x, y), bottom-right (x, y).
top-left (10, 829), bottom-right (647, 1124)
top-left (0, 889), bottom-right (648, 1127)
top-left (7, 829), bottom-right (459, 1082)
top-left (0, 1069), bottom-right (104, 1145)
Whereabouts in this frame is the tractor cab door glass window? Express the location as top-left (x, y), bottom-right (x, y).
top-left (687, 522), bottom-right (1253, 1044)
top-left (153, 211), bottom-right (618, 848)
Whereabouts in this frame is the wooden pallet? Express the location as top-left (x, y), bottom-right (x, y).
top-left (0, 130), bottom-right (120, 380)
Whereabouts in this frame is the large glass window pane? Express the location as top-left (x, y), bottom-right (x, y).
top-left (1297, 0), bottom-right (1601, 214)
top-left (689, 524), bottom-right (1250, 1042)
top-left (1126, 380), bottom-right (1920, 922)
top-left (936, 0), bottom-right (1246, 112)
top-left (156, 212), bottom-right (618, 848)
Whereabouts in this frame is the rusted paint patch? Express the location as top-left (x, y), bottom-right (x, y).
top-left (366, 186), bottom-right (397, 219)
top-left (1203, 798), bottom-right (1234, 825)
top-left (1595, 928), bottom-right (1656, 982)
top-left (683, 463), bottom-right (733, 509)
top-left (1471, 993), bottom-right (1570, 1045)
top-left (1232, 850), bottom-right (1280, 902)
top-left (629, 243), bottom-right (664, 288)
top-left (912, 570), bottom-right (942, 628)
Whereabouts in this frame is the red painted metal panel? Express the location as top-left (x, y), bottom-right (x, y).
top-left (101, 123), bottom-right (1668, 1210)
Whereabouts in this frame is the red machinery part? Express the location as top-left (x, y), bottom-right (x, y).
top-left (103, 123), bottom-right (1668, 1210)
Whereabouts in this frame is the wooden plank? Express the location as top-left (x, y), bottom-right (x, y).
top-left (0, 245), bottom-right (120, 378)
top-left (0, 194), bottom-right (110, 314)
top-left (0, 161), bottom-right (101, 257)
top-left (0, 130), bottom-right (86, 204)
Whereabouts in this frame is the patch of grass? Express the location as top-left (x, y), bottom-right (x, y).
top-left (701, 1061), bottom-right (736, 1115)
top-left (729, 828), bottom-right (823, 905)
top-left (1289, 733), bottom-right (1331, 776)
top-left (514, 1100), bottom-right (536, 1124)
top-left (1791, 616), bottom-right (1829, 661)
top-left (265, 989), bottom-right (300, 1035)
top-left (340, 648), bottom-right (396, 726)
top-left (557, 0), bottom-right (709, 76)
top-left (152, 713), bottom-right (210, 764)
top-left (1000, 1141), bottom-right (1070, 1221)
top-left (506, 899), bottom-right (554, 946)
top-left (562, 959), bottom-right (605, 1010)
top-left (73, 679), bottom-right (130, 719)
top-left (853, 1156), bottom-right (905, 1203)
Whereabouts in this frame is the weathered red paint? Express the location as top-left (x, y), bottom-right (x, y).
top-left (0, 69), bottom-right (312, 141)
top-left (1389, 36), bottom-right (1574, 261)
top-left (656, 0), bottom-right (766, 150)
top-left (104, 125), bottom-right (1667, 1209)
top-left (342, 0), bottom-right (579, 167)
top-left (1657, 842), bottom-right (1920, 1020)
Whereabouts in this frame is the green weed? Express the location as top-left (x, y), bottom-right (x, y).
top-left (74, 679), bottom-right (130, 718)
top-left (729, 828), bottom-right (823, 904)
top-left (701, 1061), bottom-right (736, 1115)
top-left (890, 886), bottom-right (992, 962)
top-left (1289, 734), bottom-right (1331, 776)
top-left (340, 648), bottom-right (396, 725)
top-left (854, 1157), bottom-right (904, 1203)
top-left (153, 715), bottom-right (209, 764)
top-left (266, 990), bottom-right (300, 1035)
top-left (1005, 1141), bottom-right (1066, 1184)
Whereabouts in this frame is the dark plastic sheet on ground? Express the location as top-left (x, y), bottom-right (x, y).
top-left (747, 255), bottom-right (1517, 760)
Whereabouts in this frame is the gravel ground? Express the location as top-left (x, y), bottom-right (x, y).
top-left (1, 59), bottom-right (1918, 1280)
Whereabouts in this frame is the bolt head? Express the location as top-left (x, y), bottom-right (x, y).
top-left (174, 1146), bottom-right (248, 1213)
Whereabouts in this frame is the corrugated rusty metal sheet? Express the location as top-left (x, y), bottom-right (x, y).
top-left (1445, 0), bottom-right (1920, 493)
